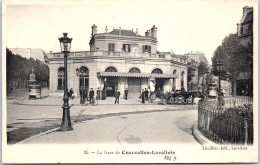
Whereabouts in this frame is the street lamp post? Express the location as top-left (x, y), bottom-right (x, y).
top-left (216, 62), bottom-right (223, 92)
top-left (59, 33), bottom-right (73, 131)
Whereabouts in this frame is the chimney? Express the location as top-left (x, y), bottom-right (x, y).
top-left (243, 6), bottom-right (253, 17)
top-left (27, 48), bottom-right (31, 58)
top-left (151, 25), bottom-right (157, 39)
top-left (135, 28), bottom-right (138, 36)
top-left (119, 27), bottom-right (122, 35)
top-left (105, 25), bottom-right (108, 33)
top-left (145, 30), bottom-right (149, 37)
top-left (91, 24), bottom-right (97, 37)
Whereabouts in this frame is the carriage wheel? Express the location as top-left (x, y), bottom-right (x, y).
top-left (168, 96), bottom-right (174, 104)
top-left (177, 95), bottom-right (184, 103)
top-left (187, 96), bottom-right (193, 104)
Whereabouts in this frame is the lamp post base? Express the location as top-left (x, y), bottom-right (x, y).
top-left (59, 98), bottom-right (73, 131)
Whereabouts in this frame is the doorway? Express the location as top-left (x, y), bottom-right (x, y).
top-left (128, 78), bottom-right (141, 97)
top-left (106, 77), bottom-right (118, 96)
top-left (78, 66), bottom-right (89, 91)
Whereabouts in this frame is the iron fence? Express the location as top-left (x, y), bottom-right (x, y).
top-left (198, 97), bottom-right (253, 145)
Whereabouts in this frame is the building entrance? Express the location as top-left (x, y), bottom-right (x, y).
top-left (106, 77), bottom-right (118, 96)
top-left (78, 66), bottom-right (89, 91)
top-left (155, 78), bottom-right (166, 96)
top-left (128, 77), bottom-right (141, 97)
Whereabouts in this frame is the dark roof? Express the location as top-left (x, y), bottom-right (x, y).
top-left (109, 29), bottom-right (138, 36)
top-left (242, 11), bottom-right (253, 24)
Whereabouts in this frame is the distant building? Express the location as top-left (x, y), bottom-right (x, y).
top-left (235, 6), bottom-right (253, 96)
top-left (8, 48), bottom-right (47, 61)
top-left (46, 25), bottom-right (188, 97)
top-left (184, 51), bottom-right (208, 64)
top-left (184, 51), bottom-right (208, 91)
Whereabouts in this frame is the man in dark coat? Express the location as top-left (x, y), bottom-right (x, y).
top-left (80, 87), bottom-right (84, 104)
top-left (145, 88), bottom-right (148, 100)
top-left (69, 88), bottom-right (74, 99)
top-left (89, 88), bottom-right (94, 105)
top-left (83, 88), bottom-right (88, 103)
top-left (114, 89), bottom-right (120, 104)
top-left (96, 88), bottom-right (101, 100)
top-left (141, 89), bottom-right (145, 104)
top-left (124, 88), bottom-right (128, 100)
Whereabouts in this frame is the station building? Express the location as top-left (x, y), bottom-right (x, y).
top-left (46, 25), bottom-right (188, 97)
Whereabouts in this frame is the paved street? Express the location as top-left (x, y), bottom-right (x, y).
top-left (6, 89), bottom-right (199, 145)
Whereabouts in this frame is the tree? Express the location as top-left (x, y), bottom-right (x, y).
top-left (212, 34), bottom-right (252, 80)
top-left (198, 61), bottom-right (209, 78)
top-left (188, 66), bottom-right (196, 82)
top-left (6, 48), bottom-right (49, 90)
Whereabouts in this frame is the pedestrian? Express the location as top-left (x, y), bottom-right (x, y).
top-left (69, 88), bottom-right (74, 99)
top-left (124, 88), bottom-right (128, 100)
top-left (89, 88), bottom-right (94, 105)
top-left (145, 88), bottom-right (148, 100)
top-left (114, 89), bottom-right (120, 104)
top-left (96, 87), bottom-right (101, 100)
top-left (80, 87), bottom-right (84, 104)
top-left (141, 89), bottom-right (145, 104)
top-left (147, 87), bottom-right (151, 102)
top-left (217, 89), bottom-right (225, 110)
top-left (83, 88), bottom-right (88, 104)
top-left (102, 87), bottom-right (106, 100)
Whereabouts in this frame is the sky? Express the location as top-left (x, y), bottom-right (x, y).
top-left (4, 0), bottom-right (257, 64)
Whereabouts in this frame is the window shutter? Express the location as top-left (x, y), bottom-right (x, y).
top-left (142, 45), bottom-right (145, 53)
top-left (122, 44), bottom-right (126, 51)
top-left (148, 46), bottom-right (151, 53)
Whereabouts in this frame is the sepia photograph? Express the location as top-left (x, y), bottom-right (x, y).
top-left (2, 0), bottom-right (258, 163)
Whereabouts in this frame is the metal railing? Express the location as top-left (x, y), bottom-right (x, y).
top-left (48, 51), bottom-right (187, 64)
top-left (224, 96), bottom-right (253, 108)
top-left (198, 97), bottom-right (253, 145)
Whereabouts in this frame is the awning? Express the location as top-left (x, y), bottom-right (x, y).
top-left (97, 72), bottom-right (177, 78)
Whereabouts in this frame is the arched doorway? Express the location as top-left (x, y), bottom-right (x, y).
top-left (105, 66), bottom-right (118, 96)
top-left (78, 66), bottom-right (89, 91)
top-left (57, 67), bottom-right (65, 90)
top-left (128, 67), bottom-right (141, 97)
top-left (151, 68), bottom-right (164, 96)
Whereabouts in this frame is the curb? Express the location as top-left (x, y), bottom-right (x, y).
top-left (192, 123), bottom-right (217, 145)
top-left (16, 127), bottom-right (60, 144)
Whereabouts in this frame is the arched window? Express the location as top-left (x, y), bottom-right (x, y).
top-left (105, 66), bottom-right (118, 72)
top-left (78, 66), bottom-right (89, 90)
top-left (173, 69), bottom-right (177, 74)
top-left (129, 67), bottom-right (141, 73)
top-left (57, 67), bottom-right (65, 90)
top-left (181, 71), bottom-right (185, 87)
top-left (151, 68), bottom-right (163, 74)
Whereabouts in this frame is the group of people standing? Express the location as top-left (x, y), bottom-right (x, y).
top-left (79, 87), bottom-right (101, 105)
top-left (141, 88), bottom-right (152, 104)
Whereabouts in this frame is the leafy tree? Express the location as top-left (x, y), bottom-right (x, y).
top-left (198, 61), bottom-right (209, 78)
top-left (6, 48), bottom-right (49, 90)
top-left (188, 66), bottom-right (196, 82)
top-left (212, 34), bottom-right (253, 81)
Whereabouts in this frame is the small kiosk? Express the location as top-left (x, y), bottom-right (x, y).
top-left (28, 68), bottom-right (41, 99)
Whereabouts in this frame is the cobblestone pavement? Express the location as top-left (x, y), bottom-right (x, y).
top-left (6, 89), bottom-right (199, 144)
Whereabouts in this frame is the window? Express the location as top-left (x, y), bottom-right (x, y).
top-left (108, 43), bottom-right (115, 52)
top-left (129, 67), bottom-right (141, 73)
top-left (159, 55), bottom-right (165, 58)
top-left (122, 44), bottom-right (131, 52)
top-left (181, 71), bottom-right (185, 87)
top-left (78, 66), bottom-right (89, 91)
top-left (105, 66), bottom-right (118, 72)
top-left (151, 68), bottom-right (163, 74)
top-left (142, 45), bottom-right (151, 53)
top-left (57, 67), bottom-right (65, 90)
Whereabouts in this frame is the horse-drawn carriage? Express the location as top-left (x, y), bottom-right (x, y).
top-left (166, 90), bottom-right (197, 104)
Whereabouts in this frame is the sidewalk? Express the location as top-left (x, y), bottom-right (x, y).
top-left (17, 91), bottom-right (165, 106)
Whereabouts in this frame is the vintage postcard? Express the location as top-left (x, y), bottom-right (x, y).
top-left (2, 0), bottom-right (258, 163)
